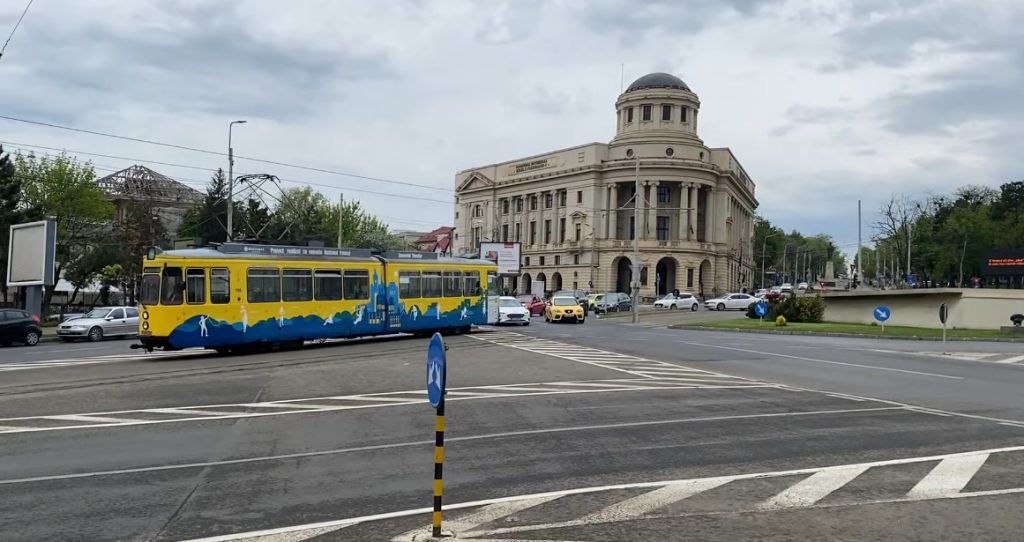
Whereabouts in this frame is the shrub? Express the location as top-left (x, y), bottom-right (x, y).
top-left (775, 315), bottom-right (787, 326)
top-left (769, 296), bottom-right (801, 322)
top-left (795, 295), bottom-right (825, 323)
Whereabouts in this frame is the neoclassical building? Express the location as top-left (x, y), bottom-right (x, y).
top-left (453, 72), bottom-right (757, 299)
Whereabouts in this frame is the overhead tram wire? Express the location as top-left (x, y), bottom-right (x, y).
top-left (0, 141), bottom-right (454, 205)
top-left (0, 114), bottom-right (453, 193)
top-left (0, 0), bottom-right (34, 61)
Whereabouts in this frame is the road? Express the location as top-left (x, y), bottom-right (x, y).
top-left (1, 312), bottom-right (1023, 541)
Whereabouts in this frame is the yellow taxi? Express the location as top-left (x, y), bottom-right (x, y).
top-left (544, 296), bottom-right (586, 324)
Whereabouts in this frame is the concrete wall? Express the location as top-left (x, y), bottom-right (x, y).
top-left (822, 289), bottom-right (1024, 329)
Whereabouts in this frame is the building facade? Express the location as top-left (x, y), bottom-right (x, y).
top-left (453, 73), bottom-right (757, 300)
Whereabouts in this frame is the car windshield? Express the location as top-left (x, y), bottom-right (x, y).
top-left (499, 298), bottom-right (521, 308)
top-left (552, 298), bottom-right (577, 306)
top-left (659, 294), bottom-right (675, 300)
top-left (83, 309), bottom-right (112, 319)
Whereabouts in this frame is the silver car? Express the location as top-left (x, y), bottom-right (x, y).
top-left (57, 307), bottom-right (140, 342)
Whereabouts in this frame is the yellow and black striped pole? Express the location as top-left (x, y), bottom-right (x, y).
top-left (432, 395), bottom-right (446, 537)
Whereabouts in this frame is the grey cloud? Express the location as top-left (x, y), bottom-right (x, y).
top-left (10, 1), bottom-right (395, 122)
top-left (508, 86), bottom-right (573, 116)
top-left (575, 0), bottom-right (785, 38)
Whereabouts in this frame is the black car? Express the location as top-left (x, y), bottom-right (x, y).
top-left (0, 309), bottom-right (43, 347)
top-left (594, 292), bottom-right (632, 313)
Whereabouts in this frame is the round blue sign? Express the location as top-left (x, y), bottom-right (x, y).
top-left (426, 332), bottom-right (447, 408)
top-left (754, 302), bottom-right (769, 317)
top-left (874, 305), bottom-right (891, 322)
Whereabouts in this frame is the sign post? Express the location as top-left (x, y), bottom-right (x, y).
top-left (754, 301), bottom-right (769, 323)
top-left (939, 303), bottom-right (948, 344)
top-left (426, 333), bottom-right (448, 538)
top-left (874, 305), bottom-right (891, 332)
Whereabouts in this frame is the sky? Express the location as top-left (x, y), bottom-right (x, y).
top-left (1, 0), bottom-right (1021, 255)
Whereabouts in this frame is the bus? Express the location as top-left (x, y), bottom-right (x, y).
top-left (135, 243), bottom-right (498, 353)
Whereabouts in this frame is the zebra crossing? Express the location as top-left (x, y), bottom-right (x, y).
top-left (472, 330), bottom-right (769, 387)
top-left (0, 376), bottom-right (728, 435)
top-left (388, 446), bottom-right (1024, 541)
top-left (0, 349), bottom-right (212, 372)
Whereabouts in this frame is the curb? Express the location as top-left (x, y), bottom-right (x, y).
top-left (667, 325), bottom-right (1024, 343)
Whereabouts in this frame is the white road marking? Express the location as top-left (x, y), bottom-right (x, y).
top-left (146, 408), bottom-right (242, 417)
top-left (576, 479), bottom-right (730, 522)
top-left (680, 341), bottom-right (964, 380)
top-left (759, 465), bottom-right (870, 509)
top-left (996, 354), bottom-right (1024, 364)
top-left (45, 414), bottom-right (140, 424)
top-left (0, 406), bottom-right (905, 486)
top-left (906, 454), bottom-right (990, 500)
top-left (394, 495), bottom-right (564, 541)
top-left (172, 444), bottom-right (1019, 540)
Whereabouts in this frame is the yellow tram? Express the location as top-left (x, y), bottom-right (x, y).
top-left (136, 243), bottom-right (498, 352)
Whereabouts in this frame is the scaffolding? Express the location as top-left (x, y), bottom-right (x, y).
top-left (96, 165), bottom-right (203, 205)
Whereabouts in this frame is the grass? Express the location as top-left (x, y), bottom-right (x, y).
top-left (675, 318), bottom-right (1012, 339)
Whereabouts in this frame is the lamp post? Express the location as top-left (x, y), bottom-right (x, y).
top-left (226, 120), bottom-right (247, 242)
top-left (760, 231), bottom-right (780, 289)
top-left (631, 155), bottom-right (641, 324)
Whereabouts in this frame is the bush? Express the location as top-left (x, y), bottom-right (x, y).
top-left (795, 295), bottom-right (825, 323)
top-left (769, 296), bottom-right (801, 322)
top-left (775, 315), bottom-right (787, 326)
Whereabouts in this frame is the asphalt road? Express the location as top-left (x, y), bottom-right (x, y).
top-left (1, 314), bottom-right (1022, 541)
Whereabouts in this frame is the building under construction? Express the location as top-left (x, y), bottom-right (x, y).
top-left (95, 165), bottom-right (203, 235)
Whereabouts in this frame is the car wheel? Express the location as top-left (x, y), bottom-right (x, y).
top-left (691, 303), bottom-right (698, 311)
top-left (668, 304), bottom-right (676, 310)
top-left (716, 303), bottom-right (725, 311)
top-left (24, 330), bottom-right (40, 346)
top-left (577, 318), bottom-right (584, 324)
top-left (87, 326), bottom-right (104, 342)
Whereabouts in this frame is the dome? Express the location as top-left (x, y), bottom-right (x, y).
top-left (625, 72), bottom-right (690, 93)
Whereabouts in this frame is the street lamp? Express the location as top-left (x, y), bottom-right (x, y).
top-left (226, 120), bottom-right (247, 242)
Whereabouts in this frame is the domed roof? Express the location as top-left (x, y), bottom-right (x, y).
top-left (625, 72), bottom-right (690, 93)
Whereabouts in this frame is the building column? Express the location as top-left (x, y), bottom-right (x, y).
top-left (538, 191), bottom-right (546, 244)
top-left (608, 183), bottom-right (618, 240)
top-left (646, 181), bottom-right (659, 240)
top-left (678, 182), bottom-right (689, 241)
top-left (704, 187), bottom-right (715, 244)
top-left (688, 185), bottom-right (698, 242)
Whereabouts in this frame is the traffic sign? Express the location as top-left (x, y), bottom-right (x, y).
top-left (427, 332), bottom-right (447, 408)
top-left (939, 303), bottom-right (948, 324)
top-left (754, 302), bottom-right (769, 318)
top-left (874, 306), bottom-right (891, 322)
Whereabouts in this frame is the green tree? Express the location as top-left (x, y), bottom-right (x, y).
top-left (15, 152), bottom-right (114, 310)
top-left (0, 145), bottom-right (38, 302)
top-left (178, 169), bottom-right (233, 245)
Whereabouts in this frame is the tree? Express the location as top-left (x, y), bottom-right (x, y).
top-left (0, 145), bottom-right (37, 302)
top-left (15, 152), bottom-right (114, 311)
top-left (178, 169), bottom-right (233, 246)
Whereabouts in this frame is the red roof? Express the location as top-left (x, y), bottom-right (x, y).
top-left (416, 226), bottom-right (454, 255)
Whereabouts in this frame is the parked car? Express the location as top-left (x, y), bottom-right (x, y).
top-left (0, 309), bottom-right (43, 347)
top-left (704, 293), bottom-right (758, 311)
top-left (653, 292), bottom-right (700, 311)
top-left (544, 296), bottom-right (585, 324)
top-left (594, 292), bottom-right (632, 313)
top-left (780, 283), bottom-right (794, 293)
top-left (497, 296), bottom-right (530, 326)
top-left (797, 282), bottom-right (809, 291)
top-left (754, 289), bottom-right (769, 298)
top-left (56, 306), bottom-right (140, 342)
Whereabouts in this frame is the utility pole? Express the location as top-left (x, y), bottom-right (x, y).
top-left (857, 200), bottom-right (862, 288)
top-left (906, 220), bottom-right (912, 280)
top-left (337, 193), bottom-right (344, 247)
top-left (226, 119), bottom-right (247, 242)
top-left (631, 156), bottom-right (641, 324)
top-left (781, 245), bottom-right (788, 284)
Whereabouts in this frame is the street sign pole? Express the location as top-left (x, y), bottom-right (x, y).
top-left (426, 333), bottom-right (448, 538)
top-left (939, 303), bottom-right (948, 345)
top-left (432, 394), bottom-right (445, 537)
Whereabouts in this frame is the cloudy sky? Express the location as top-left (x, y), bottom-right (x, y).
top-left (1, 0), bottom-right (1021, 252)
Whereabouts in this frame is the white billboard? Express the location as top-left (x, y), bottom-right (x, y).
top-left (7, 220), bottom-right (57, 287)
top-left (480, 242), bottom-right (521, 275)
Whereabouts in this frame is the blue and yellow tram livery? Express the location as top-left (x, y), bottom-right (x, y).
top-left (137, 243), bottom-right (499, 352)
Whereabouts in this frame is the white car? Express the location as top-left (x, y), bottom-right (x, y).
top-left (797, 282), bottom-right (809, 291)
top-left (780, 283), bottom-right (794, 293)
top-left (497, 296), bottom-right (530, 325)
top-left (704, 293), bottom-right (758, 311)
top-left (653, 292), bottom-right (700, 311)
top-left (754, 289), bottom-right (768, 297)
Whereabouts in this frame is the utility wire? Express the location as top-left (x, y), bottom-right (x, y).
top-left (0, 0), bottom-right (34, 61)
top-left (1, 141), bottom-right (454, 204)
top-left (0, 114), bottom-right (453, 193)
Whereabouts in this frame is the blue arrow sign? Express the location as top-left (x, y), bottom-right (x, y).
top-left (754, 302), bottom-right (769, 318)
top-left (427, 332), bottom-right (447, 408)
top-left (874, 305), bottom-right (891, 322)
